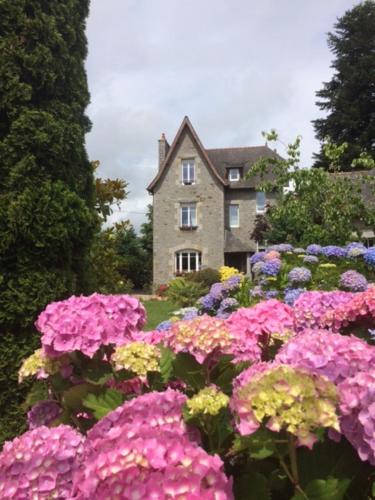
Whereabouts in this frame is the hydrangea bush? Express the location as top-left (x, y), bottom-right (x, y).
top-left (3, 287), bottom-right (375, 499)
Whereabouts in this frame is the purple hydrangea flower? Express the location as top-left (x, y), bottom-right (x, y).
top-left (284, 288), bottom-right (306, 306)
top-left (210, 282), bottom-right (226, 301)
top-left (156, 320), bottom-right (173, 331)
top-left (268, 244), bottom-right (294, 253)
top-left (265, 290), bottom-right (279, 300)
top-left (321, 245), bottom-right (347, 258)
top-left (303, 255), bottom-right (319, 264)
top-left (198, 293), bottom-right (217, 311)
top-left (183, 309), bottom-right (199, 320)
top-left (252, 261), bottom-right (265, 275)
top-left (262, 259), bottom-right (281, 276)
top-left (217, 298), bottom-right (239, 317)
top-left (250, 286), bottom-right (265, 299)
top-left (27, 400), bottom-right (62, 430)
top-left (306, 244), bottom-right (322, 255)
top-left (223, 275), bottom-right (242, 291)
top-left (288, 267), bottom-right (312, 284)
top-left (339, 270), bottom-right (368, 292)
top-left (364, 248), bottom-right (375, 267)
top-left (250, 252), bottom-right (265, 264)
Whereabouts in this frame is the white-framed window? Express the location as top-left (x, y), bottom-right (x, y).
top-left (228, 168), bottom-right (240, 181)
top-left (175, 250), bottom-right (202, 273)
top-left (229, 204), bottom-right (239, 228)
top-left (256, 192), bottom-right (266, 213)
top-left (180, 203), bottom-right (197, 228)
top-left (181, 159), bottom-right (195, 185)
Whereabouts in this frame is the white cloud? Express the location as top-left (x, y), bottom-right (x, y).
top-left (85, 0), bottom-right (359, 230)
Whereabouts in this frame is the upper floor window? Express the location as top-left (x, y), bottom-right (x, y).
top-left (180, 203), bottom-right (197, 228)
top-left (256, 192), bottom-right (266, 213)
top-left (229, 204), bottom-right (239, 228)
top-left (182, 159), bottom-right (195, 185)
top-left (175, 250), bottom-right (202, 273)
top-left (228, 168), bottom-right (240, 182)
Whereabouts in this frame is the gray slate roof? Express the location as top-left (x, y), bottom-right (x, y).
top-left (205, 146), bottom-right (282, 188)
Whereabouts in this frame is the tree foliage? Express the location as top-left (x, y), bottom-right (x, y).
top-left (247, 131), bottom-right (375, 246)
top-left (313, 1), bottom-right (375, 170)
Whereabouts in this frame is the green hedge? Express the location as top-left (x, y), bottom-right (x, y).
top-left (0, 329), bottom-right (40, 446)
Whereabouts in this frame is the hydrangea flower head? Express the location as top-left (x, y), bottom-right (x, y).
top-left (268, 244), bottom-right (294, 253)
top-left (262, 259), bottom-right (281, 276)
top-left (338, 370), bottom-right (375, 465)
top-left (250, 285), bottom-right (265, 299)
top-left (219, 265), bottom-right (242, 282)
top-left (217, 298), bottom-right (239, 317)
top-left (156, 320), bottom-right (173, 331)
top-left (265, 290), bottom-right (279, 299)
top-left (18, 348), bottom-right (65, 382)
top-left (73, 431), bottom-right (233, 499)
top-left (293, 291), bottom-right (353, 331)
top-left (164, 315), bottom-right (232, 363)
top-left (222, 274), bottom-right (242, 291)
top-left (252, 261), bottom-right (265, 275)
top-left (277, 329), bottom-right (375, 385)
top-left (347, 246), bottom-right (367, 258)
top-left (37, 293), bottom-right (146, 358)
top-left (0, 425), bottom-right (84, 498)
top-left (112, 342), bottom-right (160, 376)
top-left (186, 387), bottom-right (230, 416)
top-left (283, 288), bottom-right (305, 306)
top-left (303, 255), bottom-right (319, 264)
top-left (250, 252), bottom-right (266, 264)
top-left (339, 270), bottom-right (368, 292)
top-left (332, 286), bottom-right (375, 330)
top-left (198, 293), bottom-right (217, 311)
top-left (288, 267), bottom-right (312, 284)
top-left (231, 363), bottom-right (339, 447)
top-left (293, 247), bottom-right (306, 254)
top-left (264, 250), bottom-right (281, 261)
top-left (364, 248), bottom-right (375, 267)
top-left (306, 244), bottom-right (322, 255)
top-left (321, 246), bottom-right (346, 258)
top-left (27, 400), bottom-right (62, 430)
top-left (209, 282), bottom-right (226, 301)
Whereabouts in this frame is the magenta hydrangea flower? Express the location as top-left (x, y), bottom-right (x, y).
top-left (0, 425), bottom-right (84, 498)
top-left (27, 400), bottom-right (62, 430)
top-left (339, 270), bottom-right (368, 292)
top-left (293, 291), bottom-right (353, 331)
top-left (338, 370), bottom-right (375, 465)
top-left (276, 329), bottom-right (375, 385)
top-left (226, 300), bottom-right (295, 347)
top-left (73, 431), bottom-right (233, 499)
top-left (332, 286), bottom-right (375, 331)
top-left (36, 293), bottom-right (146, 358)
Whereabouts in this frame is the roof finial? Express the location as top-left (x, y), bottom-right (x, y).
top-left (161, 133), bottom-right (166, 140)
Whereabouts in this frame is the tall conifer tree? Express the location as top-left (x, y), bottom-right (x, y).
top-left (0, 0), bottom-right (97, 329)
top-left (313, 1), bottom-right (375, 170)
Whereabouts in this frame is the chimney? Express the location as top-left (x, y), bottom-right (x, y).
top-left (158, 133), bottom-right (170, 170)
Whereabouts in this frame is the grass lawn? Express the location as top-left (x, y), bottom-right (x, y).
top-left (142, 299), bottom-right (177, 331)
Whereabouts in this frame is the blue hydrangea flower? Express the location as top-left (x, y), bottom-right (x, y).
top-left (284, 287), bottom-right (306, 306)
top-left (262, 259), bottom-right (281, 276)
top-left (321, 245), bottom-right (346, 258)
top-left (218, 297), bottom-right (239, 313)
top-left (223, 275), bottom-right (242, 291)
top-left (182, 308), bottom-right (199, 320)
top-left (156, 320), bottom-right (173, 331)
top-left (288, 267), bottom-right (312, 284)
top-left (306, 244), bottom-right (322, 255)
top-left (198, 293), bottom-right (217, 311)
top-left (268, 244), bottom-right (294, 253)
top-left (346, 242), bottom-right (366, 252)
top-left (210, 282), bottom-right (226, 300)
top-left (303, 255), bottom-right (319, 264)
top-left (252, 261), bottom-right (265, 275)
top-left (265, 290), bottom-right (279, 300)
top-left (250, 252), bottom-right (265, 264)
top-left (364, 248), bottom-right (375, 266)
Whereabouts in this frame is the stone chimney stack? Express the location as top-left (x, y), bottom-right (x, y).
top-left (158, 133), bottom-right (170, 170)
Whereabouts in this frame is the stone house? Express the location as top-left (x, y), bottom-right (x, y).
top-left (147, 116), bottom-right (282, 286)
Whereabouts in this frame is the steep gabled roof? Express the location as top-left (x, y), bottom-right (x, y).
top-left (147, 116), bottom-right (227, 192)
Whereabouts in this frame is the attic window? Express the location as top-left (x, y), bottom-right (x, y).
top-left (182, 159), bottom-right (195, 185)
top-left (229, 168), bottom-right (240, 181)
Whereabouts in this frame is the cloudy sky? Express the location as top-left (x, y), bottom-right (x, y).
top-left (85, 0), bottom-right (359, 230)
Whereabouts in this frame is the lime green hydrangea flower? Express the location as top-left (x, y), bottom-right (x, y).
top-left (18, 349), bottom-right (62, 383)
top-left (112, 342), bottom-right (160, 376)
top-left (319, 263), bottom-right (337, 268)
top-left (231, 364), bottom-right (339, 447)
top-left (186, 387), bottom-right (229, 416)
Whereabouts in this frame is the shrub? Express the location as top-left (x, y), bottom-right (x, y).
top-left (166, 278), bottom-right (207, 307)
top-left (185, 268), bottom-right (220, 288)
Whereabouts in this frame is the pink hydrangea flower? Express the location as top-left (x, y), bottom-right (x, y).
top-left (0, 425), bottom-right (84, 498)
top-left (226, 300), bottom-right (295, 349)
top-left (73, 430), bottom-right (233, 499)
top-left (293, 291), bottom-right (353, 331)
top-left (264, 250), bottom-right (281, 261)
top-left (36, 293), bottom-right (146, 358)
top-left (332, 286), bottom-right (375, 331)
top-left (276, 329), bottom-right (375, 385)
top-left (338, 370), bottom-right (375, 465)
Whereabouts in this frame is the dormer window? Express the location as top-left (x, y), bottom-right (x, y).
top-left (228, 168), bottom-right (240, 182)
top-left (182, 159), bottom-right (195, 185)
top-left (256, 192), bottom-right (266, 213)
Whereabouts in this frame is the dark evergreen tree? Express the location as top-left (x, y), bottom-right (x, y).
top-left (0, 0), bottom-right (97, 328)
top-left (0, 0), bottom-right (97, 443)
top-left (313, 1), bottom-right (375, 170)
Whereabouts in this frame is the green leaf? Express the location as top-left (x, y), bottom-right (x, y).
top-left (291, 478), bottom-right (350, 500)
top-left (81, 360), bottom-right (113, 385)
top-left (22, 380), bottom-right (49, 410)
top-left (234, 471), bottom-right (271, 500)
top-left (83, 389), bottom-right (124, 419)
top-left (172, 352), bottom-right (205, 391)
top-left (233, 429), bottom-right (278, 460)
top-left (159, 345), bottom-right (175, 383)
top-left (62, 383), bottom-right (98, 412)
